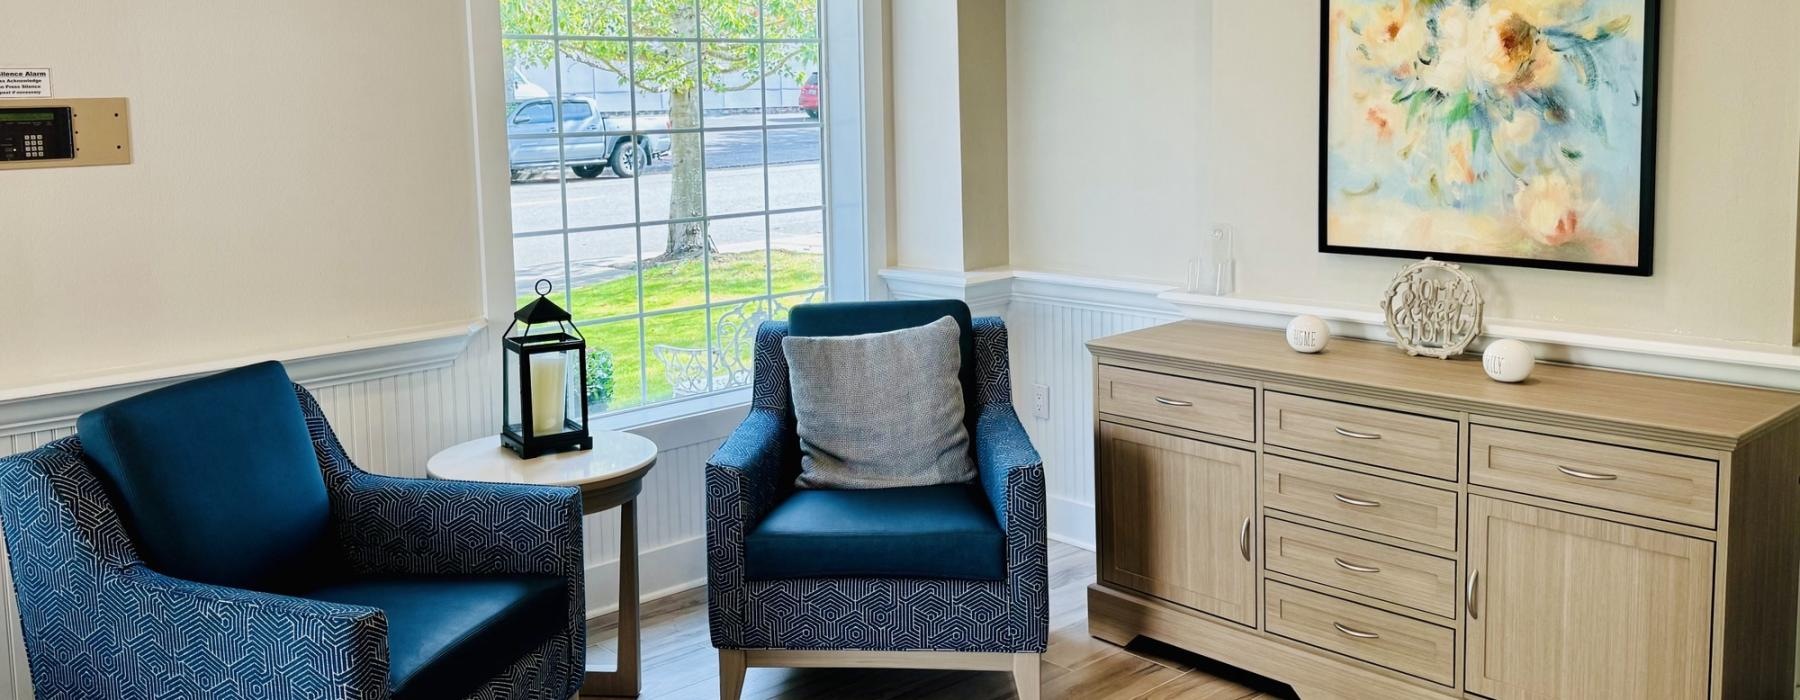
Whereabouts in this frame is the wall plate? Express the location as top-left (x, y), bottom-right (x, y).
top-left (0, 97), bottom-right (131, 170)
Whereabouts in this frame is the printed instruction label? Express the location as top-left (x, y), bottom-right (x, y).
top-left (0, 69), bottom-right (51, 98)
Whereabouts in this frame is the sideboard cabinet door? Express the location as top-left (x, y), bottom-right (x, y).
top-left (1465, 496), bottom-right (1714, 699)
top-left (1097, 421), bottom-right (1257, 626)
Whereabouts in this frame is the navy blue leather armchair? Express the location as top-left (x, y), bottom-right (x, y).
top-left (706, 300), bottom-right (1048, 699)
top-left (0, 362), bottom-right (585, 699)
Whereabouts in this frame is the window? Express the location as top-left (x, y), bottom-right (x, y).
top-left (500, 0), bottom-right (833, 416)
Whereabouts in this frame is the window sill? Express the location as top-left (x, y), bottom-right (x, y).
top-left (594, 388), bottom-right (753, 450)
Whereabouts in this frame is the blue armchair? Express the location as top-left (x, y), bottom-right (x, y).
top-left (0, 362), bottom-right (585, 699)
top-left (706, 300), bottom-right (1048, 699)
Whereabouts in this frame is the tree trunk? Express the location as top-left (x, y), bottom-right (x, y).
top-left (662, 86), bottom-right (709, 259)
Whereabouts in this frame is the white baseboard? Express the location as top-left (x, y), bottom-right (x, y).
top-left (1048, 496), bottom-right (1096, 552)
top-left (584, 534), bottom-right (708, 619)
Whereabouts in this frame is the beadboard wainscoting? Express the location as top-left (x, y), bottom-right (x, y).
top-left (0, 321), bottom-right (728, 698)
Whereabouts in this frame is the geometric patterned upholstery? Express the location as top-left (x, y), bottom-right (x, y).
top-left (0, 383), bottom-right (585, 699)
top-left (707, 316), bottom-right (1049, 653)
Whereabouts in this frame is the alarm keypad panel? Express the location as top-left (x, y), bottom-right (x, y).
top-left (0, 107), bottom-right (75, 161)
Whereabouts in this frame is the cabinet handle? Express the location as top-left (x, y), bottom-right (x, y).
top-left (1333, 426), bottom-right (1382, 440)
top-left (1333, 493), bottom-right (1382, 508)
top-left (1333, 557), bottom-right (1381, 574)
top-left (1153, 396), bottom-right (1194, 407)
top-left (1239, 517), bottom-right (1252, 562)
top-left (1332, 622), bottom-right (1381, 640)
top-left (1466, 569), bottom-right (1480, 620)
top-left (1556, 465), bottom-right (1619, 481)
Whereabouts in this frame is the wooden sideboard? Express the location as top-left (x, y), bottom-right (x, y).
top-left (1086, 321), bottom-right (1800, 699)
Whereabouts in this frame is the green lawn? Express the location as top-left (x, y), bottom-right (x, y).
top-left (522, 249), bottom-right (823, 410)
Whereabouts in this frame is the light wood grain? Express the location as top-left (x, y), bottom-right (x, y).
top-left (1262, 581), bottom-right (1455, 687)
top-left (1263, 518), bottom-right (1458, 619)
top-left (1084, 319), bottom-right (1800, 700)
top-left (1718, 419), bottom-right (1800, 698)
top-left (1262, 456), bottom-right (1459, 552)
top-left (1098, 422), bottom-right (1258, 626)
top-left (1088, 321), bottom-right (1800, 447)
top-left (1464, 496), bottom-right (1713, 699)
top-left (1089, 584), bottom-right (1444, 699)
top-left (1470, 425), bottom-right (1718, 528)
top-left (1097, 365), bottom-right (1256, 442)
top-left (1263, 392), bottom-right (1457, 481)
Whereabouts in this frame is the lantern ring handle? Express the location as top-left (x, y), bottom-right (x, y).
top-left (535, 279), bottom-right (554, 296)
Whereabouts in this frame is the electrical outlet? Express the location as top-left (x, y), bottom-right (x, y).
top-left (1031, 384), bottom-right (1050, 420)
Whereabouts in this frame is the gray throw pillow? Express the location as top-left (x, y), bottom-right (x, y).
top-left (781, 315), bottom-right (975, 489)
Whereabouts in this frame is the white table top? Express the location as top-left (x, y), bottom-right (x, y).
top-left (427, 430), bottom-right (658, 491)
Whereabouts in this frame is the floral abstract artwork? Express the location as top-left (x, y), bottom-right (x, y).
top-left (1321, 0), bottom-right (1659, 275)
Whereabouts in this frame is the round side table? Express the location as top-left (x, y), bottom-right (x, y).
top-left (428, 431), bottom-right (658, 698)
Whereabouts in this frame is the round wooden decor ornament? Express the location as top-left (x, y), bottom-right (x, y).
top-left (1379, 258), bottom-right (1484, 359)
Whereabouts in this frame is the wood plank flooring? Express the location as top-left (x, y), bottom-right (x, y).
top-left (585, 541), bottom-right (1300, 699)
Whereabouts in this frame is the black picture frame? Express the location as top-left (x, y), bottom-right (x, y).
top-left (1317, 0), bottom-right (1661, 276)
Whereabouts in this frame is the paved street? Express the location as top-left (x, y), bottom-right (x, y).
top-left (509, 113), bottom-right (824, 294)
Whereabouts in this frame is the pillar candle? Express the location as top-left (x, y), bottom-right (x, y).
top-left (529, 353), bottom-right (567, 435)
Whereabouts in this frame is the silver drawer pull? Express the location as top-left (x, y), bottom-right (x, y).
top-left (1333, 493), bottom-right (1382, 508)
top-left (1333, 426), bottom-right (1383, 440)
top-left (1556, 465), bottom-right (1619, 481)
top-left (1239, 517), bottom-right (1253, 562)
top-left (1333, 622), bottom-right (1381, 640)
top-left (1153, 396), bottom-right (1194, 407)
top-left (1333, 557), bottom-right (1381, 574)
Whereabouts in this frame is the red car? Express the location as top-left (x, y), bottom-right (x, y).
top-left (799, 71), bottom-right (819, 120)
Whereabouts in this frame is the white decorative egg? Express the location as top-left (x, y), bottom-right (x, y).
top-left (1482, 339), bottom-right (1536, 383)
top-left (1285, 315), bottom-right (1331, 354)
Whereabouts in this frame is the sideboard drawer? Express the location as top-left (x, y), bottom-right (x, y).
top-left (1264, 392), bottom-right (1458, 480)
top-left (1469, 426), bottom-right (1719, 528)
top-left (1097, 365), bottom-right (1255, 441)
top-left (1265, 580), bottom-right (1455, 686)
top-left (1263, 456), bottom-right (1459, 551)
top-left (1264, 518), bottom-right (1459, 618)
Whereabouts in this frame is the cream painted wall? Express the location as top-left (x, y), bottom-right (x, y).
top-left (891, 0), bottom-right (970, 271)
top-left (890, 0), bottom-right (1010, 273)
top-left (1007, 0), bottom-right (1800, 345)
top-left (0, 0), bottom-right (487, 390)
top-left (956, 0), bottom-right (1010, 271)
top-left (1006, 0), bottom-right (1207, 287)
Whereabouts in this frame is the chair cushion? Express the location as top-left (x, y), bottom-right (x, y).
top-left (303, 574), bottom-right (567, 700)
top-left (744, 484), bottom-right (1005, 580)
top-left (787, 300), bottom-right (977, 433)
top-left (781, 316), bottom-right (975, 489)
top-left (76, 361), bottom-right (336, 592)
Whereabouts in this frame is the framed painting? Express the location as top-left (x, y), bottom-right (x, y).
top-left (1320, 0), bottom-right (1660, 275)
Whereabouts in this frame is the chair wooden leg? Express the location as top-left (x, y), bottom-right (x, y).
top-left (1011, 653), bottom-right (1040, 700)
top-left (719, 649), bottom-right (748, 700)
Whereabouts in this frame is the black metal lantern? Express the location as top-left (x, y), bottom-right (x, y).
top-left (502, 279), bottom-right (593, 459)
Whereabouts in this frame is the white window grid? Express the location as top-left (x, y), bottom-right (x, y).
top-left (504, 0), bottom-right (829, 413)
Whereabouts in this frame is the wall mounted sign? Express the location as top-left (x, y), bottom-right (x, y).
top-left (1320, 0), bottom-right (1660, 276)
top-left (0, 69), bottom-right (52, 99)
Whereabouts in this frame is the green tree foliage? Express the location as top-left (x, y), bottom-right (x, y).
top-left (502, 0), bottom-right (818, 259)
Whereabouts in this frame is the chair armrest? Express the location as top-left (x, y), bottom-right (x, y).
top-left (973, 402), bottom-right (1050, 651)
top-left (705, 407), bottom-right (795, 648)
top-left (705, 407), bottom-right (795, 534)
top-left (327, 470), bottom-right (583, 579)
top-left (117, 565), bottom-right (390, 698)
top-left (974, 403), bottom-right (1045, 531)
